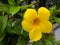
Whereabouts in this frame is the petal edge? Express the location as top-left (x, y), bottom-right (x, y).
top-left (29, 28), bottom-right (42, 41)
top-left (40, 21), bottom-right (52, 33)
top-left (24, 9), bottom-right (37, 22)
top-left (38, 7), bottom-right (50, 20)
top-left (21, 20), bottom-right (33, 32)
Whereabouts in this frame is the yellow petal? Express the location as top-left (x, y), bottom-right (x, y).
top-left (21, 20), bottom-right (33, 32)
top-left (29, 28), bottom-right (42, 41)
top-left (38, 7), bottom-right (50, 20)
top-left (40, 21), bottom-right (52, 33)
top-left (24, 9), bottom-right (37, 22)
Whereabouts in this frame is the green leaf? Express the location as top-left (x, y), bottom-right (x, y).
top-left (0, 4), bottom-right (9, 13)
top-left (9, 6), bottom-right (20, 16)
top-left (49, 8), bottom-right (54, 16)
top-left (45, 40), bottom-right (53, 45)
top-left (32, 41), bottom-right (41, 45)
top-left (17, 41), bottom-right (26, 45)
top-left (22, 31), bottom-right (29, 39)
top-left (17, 0), bottom-right (23, 4)
top-left (0, 16), bottom-right (8, 32)
top-left (55, 41), bottom-right (60, 45)
top-left (0, 16), bottom-right (7, 41)
top-left (8, 0), bottom-right (15, 6)
top-left (17, 39), bottom-right (26, 45)
top-left (0, 32), bottom-right (5, 41)
top-left (6, 20), bottom-right (21, 35)
top-left (54, 17), bottom-right (60, 25)
top-left (20, 4), bottom-right (33, 10)
top-left (0, 41), bottom-right (3, 45)
top-left (57, 10), bottom-right (60, 15)
top-left (20, 5), bottom-right (28, 10)
top-left (13, 20), bottom-right (22, 35)
top-left (49, 6), bottom-right (57, 16)
top-left (18, 13), bottom-right (24, 18)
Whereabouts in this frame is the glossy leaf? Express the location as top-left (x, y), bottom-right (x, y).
top-left (32, 41), bottom-right (41, 45)
top-left (54, 17), bottom-right (60, 25)
top-left (49, 6), bottom-right (57, 16)
top-left (17, 41), bottom-right (26, 45)
top-left (6, 20), bottom-right (21, 35)
top-left (0, 16), bottom-right (8, 32)
top-left (45, 40), bottom-right (53, 45)
top-left (8, 0), bottom-right (15, 6)
top-left (0, 16), bottom-right (7, 41)
top-left (0, 4), bottom-right (9, 13)
top-left (0, 32), bottom-right (5, 41)
top-left (20, 4), bottom-right (33, 10)
top-left (0, 41), bottom-right (3, 45)
top-left (22, 30), bottom-right (29, 39)
top-left (55, 41), bottom-right (60, 45)
top-left (9, 6), bottom-right (20, 16)
top-left (17, 39), bottom-right (26, 45)
top-left (17, 0), bottom-right (23, 4)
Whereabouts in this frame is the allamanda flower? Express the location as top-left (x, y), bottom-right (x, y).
top-left (21, 7), bottom-right (52, 41)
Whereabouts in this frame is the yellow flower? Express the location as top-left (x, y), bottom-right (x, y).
top-left (21, 7), bottom-right (52, 41)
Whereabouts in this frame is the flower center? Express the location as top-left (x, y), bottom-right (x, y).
top-left (33, 18), bottom-right (40, 26)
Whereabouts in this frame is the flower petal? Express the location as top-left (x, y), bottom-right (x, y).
top-left (21, 20), bottom-right (33, 32)
top-left (40, 21), bottom-right (52, 33)
top-left (38, 7), bottom-right (50, 20)
top-left (29, 28), bottom-right (42, 41)
top-left (24, 9), bottom-right (37, 22)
